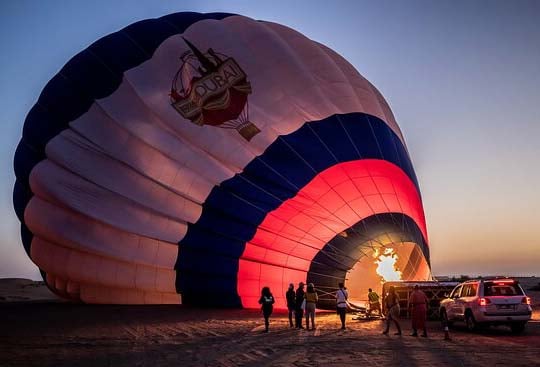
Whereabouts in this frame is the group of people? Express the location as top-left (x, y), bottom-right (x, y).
top-left (259, 281), bottom-right (347, 332)
top-left (284, 282), bottom-right (319, 330)
top-left (259, 283), bottom-right (429, 337)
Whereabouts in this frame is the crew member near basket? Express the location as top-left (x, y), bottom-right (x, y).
top-left (367, 288), bottom-right (382, 317)
top-left (409, 284), bottom-right (429, 337)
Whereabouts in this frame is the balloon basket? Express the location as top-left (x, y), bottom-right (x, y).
top-left (237, 121), bottom-right (260, 141)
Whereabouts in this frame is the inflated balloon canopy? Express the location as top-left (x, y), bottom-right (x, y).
top-left (13, 12), bottom-right (430, 308)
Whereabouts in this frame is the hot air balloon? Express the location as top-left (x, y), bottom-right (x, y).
top-left (13, 12), bottom-right (430, 308)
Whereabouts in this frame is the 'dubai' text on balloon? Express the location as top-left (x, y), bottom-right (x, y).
top-left (170, 37), bottom-right (259, 141)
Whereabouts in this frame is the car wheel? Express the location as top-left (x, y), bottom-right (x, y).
top-left (440, 309), bottom-right (453, 327)
top-left (510, 322), bottom-right (526, 334)
top-left (465, 311), bottom-right (477, 332)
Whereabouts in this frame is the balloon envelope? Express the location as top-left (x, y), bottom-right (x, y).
top-left (14, 12), bottom-right (430, 308)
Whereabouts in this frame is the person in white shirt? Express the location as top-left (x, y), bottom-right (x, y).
top-left (336, 282), bottom-right (348, 330)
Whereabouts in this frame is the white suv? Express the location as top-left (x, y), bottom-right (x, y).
top-left (440, 278), bottom-right (532, 333)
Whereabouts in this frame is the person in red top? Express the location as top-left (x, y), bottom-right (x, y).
top-left (408, 284), bottom-right (429, 337)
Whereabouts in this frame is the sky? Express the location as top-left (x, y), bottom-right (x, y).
top-left (0, 0), bottom-right (539, 279)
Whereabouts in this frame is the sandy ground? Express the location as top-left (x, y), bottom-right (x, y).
top-left (1, 278), bottom-right (539, 367)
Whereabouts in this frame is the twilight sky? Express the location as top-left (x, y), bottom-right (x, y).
top-left (1, 0), bottom-right (539, 279)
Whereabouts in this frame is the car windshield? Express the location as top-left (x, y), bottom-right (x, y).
top-left (484, 282), bottom-right (524, 296)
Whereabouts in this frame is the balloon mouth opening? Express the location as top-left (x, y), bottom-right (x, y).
top-left (344, 242), bottom-right (431, 306)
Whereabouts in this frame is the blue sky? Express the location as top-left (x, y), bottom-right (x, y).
top-left (1, 0), bottom-right (539, 279)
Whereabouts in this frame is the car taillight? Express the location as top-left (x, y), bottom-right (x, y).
top-left (478, 298), bottom-right (491, 306)
top-left (522, 297), bottom-right (531, 305)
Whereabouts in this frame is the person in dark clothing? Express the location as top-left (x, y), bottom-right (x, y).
top-left (295, 282), bottom-right (305, 328)
top-left (258, 286), bottom-right (275, 332)
top-left (285, 283), bottom-right (296, 328)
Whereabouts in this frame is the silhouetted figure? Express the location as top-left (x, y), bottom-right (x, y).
top-left (295, 282), bottom-right (305, 328)
top-left (258, 286), bottom-right (275, 332)
top-left (286, 283), bottom-right (296, 328)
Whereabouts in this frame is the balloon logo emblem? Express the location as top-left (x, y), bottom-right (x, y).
top-left (170, 37), bottom-right (260, 141)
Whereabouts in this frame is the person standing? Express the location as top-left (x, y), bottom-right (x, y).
top-left (382, 286), bottom-right (402, 335)
top-left (304, 283), bottom-right (318, 330)
top-left (295, 282), bottom-right (305, 329)
top-left (286, 283), bottom-right (296, 328)
top-left (409, 284), bottom-right (429, 337)
top-left (258, 286), bottom-right (275, 333)
top-left (336, 282), bottom-right (348, 330)
top-left (367, 288), bottom-right (382, 317)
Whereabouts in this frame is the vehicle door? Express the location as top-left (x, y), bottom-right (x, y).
top-left (447, 285), bottom-right (463, 319)
top-left (456, 284), bottom-right (477, 319)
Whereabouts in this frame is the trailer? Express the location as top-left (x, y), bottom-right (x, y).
top-left (382, 281), bottom-right (459, 320)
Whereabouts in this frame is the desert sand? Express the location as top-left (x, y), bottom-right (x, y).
top-left (1, 278), bottom-right (539, 367)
